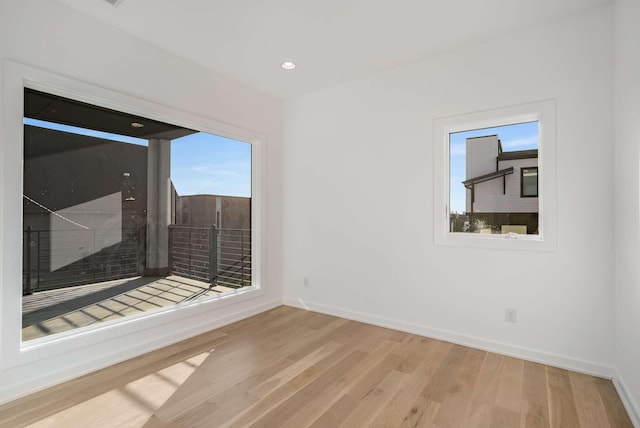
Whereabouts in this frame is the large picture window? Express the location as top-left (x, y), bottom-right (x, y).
top-left (20, 89), bottom-right (254, 341)
top-left (433, 100), bottom-right (557, 251)
top-left (0, 61), bottom-right (264, 368)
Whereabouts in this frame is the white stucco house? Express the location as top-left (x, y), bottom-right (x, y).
top-left (464, 135), bottom-right (538, 233)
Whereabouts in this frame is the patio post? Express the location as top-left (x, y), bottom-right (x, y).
top-left (210, 224), bottom-right (218, 285)
top-left (145, 138), bottom-right (172, 276)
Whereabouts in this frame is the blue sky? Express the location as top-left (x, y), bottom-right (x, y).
top-left (24, 118), bottom-right (251, 197)
top-left (171, 132), bottom-right (251, 197)
top-left (449, 121), bottom-right (538, 213)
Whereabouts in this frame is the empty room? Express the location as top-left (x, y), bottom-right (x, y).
top-left (0, 0), bottom-right (639, 427)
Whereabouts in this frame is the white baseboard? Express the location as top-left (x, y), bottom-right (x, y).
top-left (282, 297), bottom-right (613, 379)
top-left (613, 370), bottom-right (640, 428)
top-left (0, 298), bottom-right (282, 406)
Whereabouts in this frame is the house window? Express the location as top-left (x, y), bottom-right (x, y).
top-left (2, 60), bottom-right (265, 377)
top-left (433, 100), bottom-right (557, 251)
top-left (18, 88), bottom-right (255, 342)
top-left (0, 60), bottom-right (265, 353)
top-left (521, 167), bottom-right (538, 197)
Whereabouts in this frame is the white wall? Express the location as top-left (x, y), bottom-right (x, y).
top-left (0, 0), bottom-right (283, 403)
top-left (614, 0), bottom-right (640, 423)
top-left (3, 0), bottom-right (636, 419)
top-left (284, 6), bottom-right (615, 375)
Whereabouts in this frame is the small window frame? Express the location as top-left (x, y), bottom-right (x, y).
top-left (433, 100), bottom-right (557, 251)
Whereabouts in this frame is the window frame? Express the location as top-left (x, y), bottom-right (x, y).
top-left (433, 100), bottom-right (557, 251)
top-left (1, 60), bottom-right (266, 369)
top-left (520, 166), bottom-right (539, 198)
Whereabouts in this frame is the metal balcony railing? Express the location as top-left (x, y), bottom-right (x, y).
top-left (22, 225), bottom-right (251, 296)
top-left (23, 226), bottom-right (145, 295)
top-left (168, 226), bottom-right (251, 289)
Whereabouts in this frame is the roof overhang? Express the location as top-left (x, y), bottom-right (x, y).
top-left (463, 167), bottom-right (514, 189)
top-left (498, 149), bottom-right (538, 161)
top-left (24, 88), bottom-right (198, 140)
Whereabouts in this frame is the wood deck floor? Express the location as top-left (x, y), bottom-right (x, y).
top-left (2, 306), bottom-right (633, 427)
top-left (22, 275), bottom-right (237, 341)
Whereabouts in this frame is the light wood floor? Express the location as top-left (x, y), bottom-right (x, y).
top-left (0, 306), bottom-right (632, 427)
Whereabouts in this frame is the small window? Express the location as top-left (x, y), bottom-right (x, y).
top-left (521, 167), bottom-right (538, 197)
top-left (433, 100), bottom-right (557, 251)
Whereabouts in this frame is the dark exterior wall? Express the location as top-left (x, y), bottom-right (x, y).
top-left (23, 125), bottom-right (148, 231)
top-left (175, 195), bottom-right (250, 229)
top-left (220, 196), bottom-right (251, 229)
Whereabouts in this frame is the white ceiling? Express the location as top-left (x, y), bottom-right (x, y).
top-left (57, 0), bottom-right (610, 100)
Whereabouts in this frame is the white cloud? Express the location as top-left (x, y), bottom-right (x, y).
top-left (173, 159), bottom-right (251, 197)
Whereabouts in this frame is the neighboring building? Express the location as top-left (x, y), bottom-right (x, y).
top-left (463, 135), bottom-right (538, 233)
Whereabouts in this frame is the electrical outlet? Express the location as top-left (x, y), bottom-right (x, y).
top-left (505, 308), bottom-right (517, 323)
top-left (303, 277), bottom-right (309, 287)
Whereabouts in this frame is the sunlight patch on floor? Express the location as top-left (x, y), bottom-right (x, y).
top-left (25, 351), bottom-right (211, 428)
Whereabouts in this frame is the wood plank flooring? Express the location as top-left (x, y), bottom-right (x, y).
top-left (0, 306), bottom-right (632, 427)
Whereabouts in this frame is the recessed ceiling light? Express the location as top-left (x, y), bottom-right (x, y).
top-left (281, 61), bottom-right (296, 70)
top-left (130, 122), bottom-right (145, 128)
